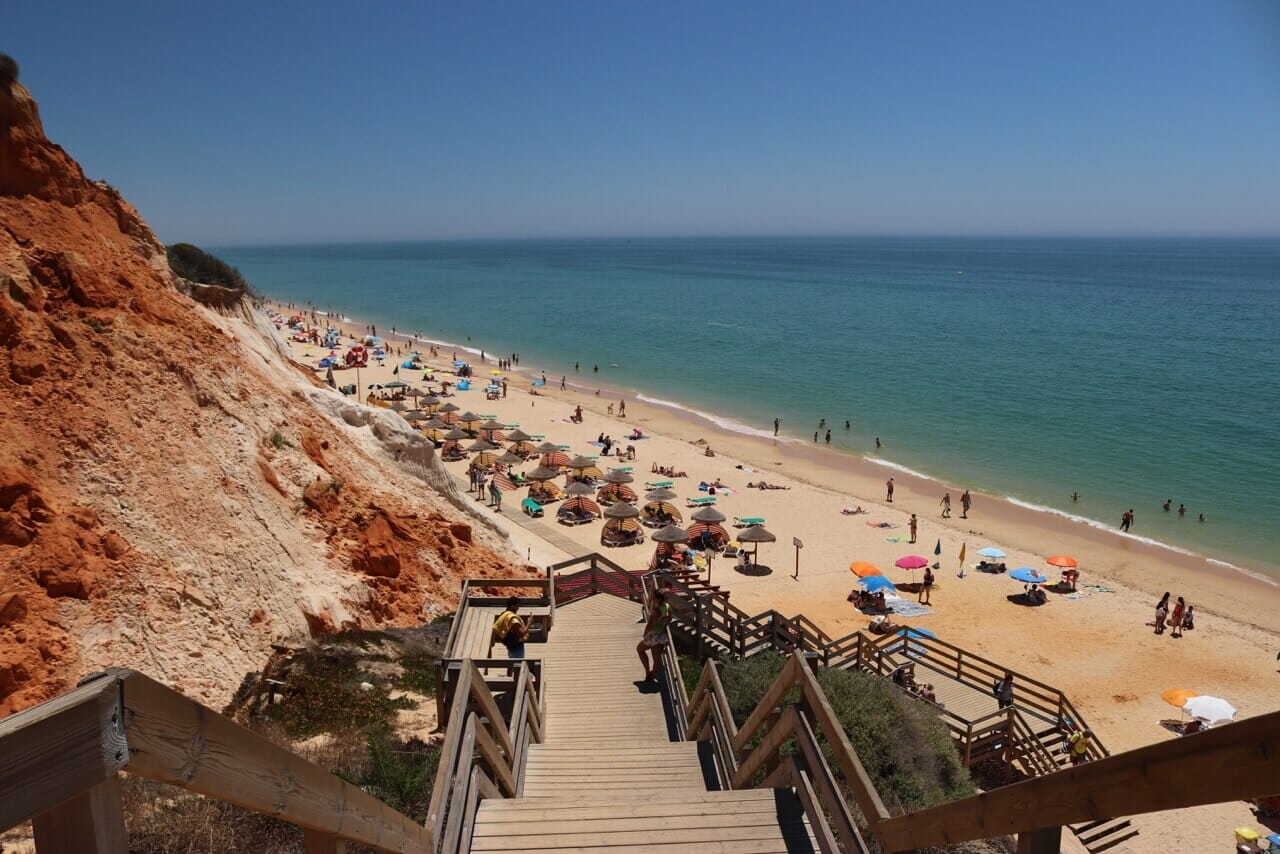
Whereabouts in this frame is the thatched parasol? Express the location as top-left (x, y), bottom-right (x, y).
top-left (690, 506), bottom-right (728, 524)
top-left (565, 482), bottom-right (596, 497)
top-left (644, 487), bottom-right (678, 502)
top-left (506, 428), bottom-right (532, 443)
top-left (603, 469), bottom-right (634, 484)
top-left (536, 441), bottom-right (561, 453)
top-left (603, 501), bottom-right (639, 519)
top-left (651, 523), bottom-right (689, 544)
top-left (525, 465), bottom-right (561, 482)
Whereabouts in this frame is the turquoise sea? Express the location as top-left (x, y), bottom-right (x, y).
top-left (217, 238), bottom-right (1280, 577)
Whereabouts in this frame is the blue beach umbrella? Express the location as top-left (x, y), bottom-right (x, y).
top-left (861, 576), bottom-right (897, 593)
top-left (978, 547), bottom-right (1006, 559)
top-left (1010, 568), bottom-right (1048, 584)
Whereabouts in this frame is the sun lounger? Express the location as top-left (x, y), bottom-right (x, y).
top-left (557, 511), bottom-right (594, 526)
top-left (686, 496), bottom-right (717, 508)
top-left (645, 480), bottom-right (674, 490)
top-left (733, 516), bottom-right (765, 528)
top-left (722, 541), bottom-right (741, 557)
top-left (521, 498), bottom-right (543, 517)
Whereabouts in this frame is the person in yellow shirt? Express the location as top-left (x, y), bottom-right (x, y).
top-left (489, 598), bottom-right (528, 658)
top-left (1067, 728), bottom-right (1091, 765)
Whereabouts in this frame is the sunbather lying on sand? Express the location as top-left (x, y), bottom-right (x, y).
top-left (747, 481), bottom-right (790, 490)
top-left (841, 506), bottom-right (866, 515)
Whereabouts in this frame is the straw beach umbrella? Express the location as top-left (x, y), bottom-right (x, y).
top-left (690, 506), bottom-right (727, 524)
top-left (644, 488), bottom-right (678, 503)
top-left (565, 482), bottom-right (596, 497)
top-left (603, 501), bottom-right (639, 519)
top-left (651, 524), bottom-right (689, 544)
top-left (525, 465), bottom-right (561, 482)
top-left (737, 524), bottom-right (776, 565)
top-left (603, 469), bottom-right (634, 485)
top-left (536, 441), bottom-right (561, 454)
top-left (497, 451), bottom-right (525, 466)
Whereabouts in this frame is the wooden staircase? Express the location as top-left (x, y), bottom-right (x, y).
top-left (472, 593), bottom-right (817, 852)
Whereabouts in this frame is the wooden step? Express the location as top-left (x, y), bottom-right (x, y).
top-left (473, 788), bottom-right (815, 852)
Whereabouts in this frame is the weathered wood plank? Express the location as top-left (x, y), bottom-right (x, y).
top-left (30, 774), bottom-right (127, 854)
top-left (115, 669), bottom-right (428, 853)
top-left (0, 673), bottom-right (128, 831)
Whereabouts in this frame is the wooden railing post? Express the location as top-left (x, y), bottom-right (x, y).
top-left (590, 555), bottom-right (599, 594)
top-left (696, 596), bottom-right (706, 660)
top-left (30, 774), bottom-right (126, 854)
top-left (303, 829), bottom-right (348, 854)
top-left (1017, 826), bottom-right (1062, 854)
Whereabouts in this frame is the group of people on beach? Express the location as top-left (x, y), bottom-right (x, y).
top-left (1152, 592), bottom-right (1194, 637)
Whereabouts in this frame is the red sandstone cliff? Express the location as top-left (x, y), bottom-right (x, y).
top-left (0, 78), bottom-right (529, 714)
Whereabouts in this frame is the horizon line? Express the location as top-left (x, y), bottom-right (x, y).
top-left (205, 232), bottom-right (1280, 251)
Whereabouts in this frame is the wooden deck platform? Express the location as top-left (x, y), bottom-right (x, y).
top-left (473, 594), bottom-right (817, 852)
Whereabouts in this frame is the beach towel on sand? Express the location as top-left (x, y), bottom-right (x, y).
top-left (885, 535), bottom-right (909, 543)
top-left (885, 596), bottom-right (932, 618)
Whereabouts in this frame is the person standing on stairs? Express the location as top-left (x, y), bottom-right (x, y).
top-left (636, 590), bottom-right (672, 682)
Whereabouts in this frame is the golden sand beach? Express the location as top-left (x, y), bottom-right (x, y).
top-left (276, 302), bottom-right (1280, 852)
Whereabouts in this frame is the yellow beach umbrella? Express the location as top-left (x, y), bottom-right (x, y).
top-left (1161, 688), bottom-right (1198, 707)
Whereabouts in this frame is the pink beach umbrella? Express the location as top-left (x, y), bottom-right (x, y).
top-left (895, 554), bottom-right (929, 583)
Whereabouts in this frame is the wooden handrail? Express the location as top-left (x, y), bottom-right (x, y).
top-left (0, 669), bottom-right (430, 853)
top-left (875, 708), bottom-right (1280, 853)
top-left (427, 659), bottom-right (541, 854)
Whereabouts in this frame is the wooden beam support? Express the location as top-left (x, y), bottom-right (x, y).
top-left (303, 828), bottom-right (348, 854)
top-left (1017, 826), bottom-right (1061, 854)
top-left (30, 774), bottom-right (126, 854)
top-left (113, 669), bottom-right (429, 853)
top-left (876, 708), bottom-right (1280, 852)
top-left (0, 673), bottom-right (128, 832)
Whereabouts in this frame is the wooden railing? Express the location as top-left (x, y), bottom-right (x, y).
top-left (875, 707), bottom-right (1280, 853)
top-left (0, 668), bottom-right (430, 853)
top-left (684, 652), bottom-right (879, 854)
top-left (549, 552), bottom-right (646, 605)
top-left (425, 658), bottom-right (542, 854)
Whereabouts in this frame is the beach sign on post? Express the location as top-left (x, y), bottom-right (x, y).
top-left (792, 536), bottom-right (803, 579)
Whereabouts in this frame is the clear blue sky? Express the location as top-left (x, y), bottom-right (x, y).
top-left (7, 1), bottom-right (1280, 243)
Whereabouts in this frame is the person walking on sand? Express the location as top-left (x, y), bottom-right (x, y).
top-left (773, 417), bottom-right (780, 436)
top-left (940, 492), bottom-right (951, 518)
top-left (560, 376), bottom-right (566, 390)
top-left (886, 478), bottom-right (894, 502)
top-left (619, 400), bottom-right (626, 418)
top-left (908, 513), bottom-right (918, 544)
top-left (1170, 596), bottom-right (1186, 638)
top-left (824, 429), bottom-right (831, 444)
top-left (919, 565), bottom-right (934, 604)
top-left (960, 489), bottom-right (971, 519)
top-left (1120, 508), bottom-right (1134, 531)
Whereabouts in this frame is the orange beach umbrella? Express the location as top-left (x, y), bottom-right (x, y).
top-left (1046, 555), bottom-right (1078, 568)
top-left (1161, 688), bottom-right (1198, 707)
top-left (849, 561), bottom-right (883, 578)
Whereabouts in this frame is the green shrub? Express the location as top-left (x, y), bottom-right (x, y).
top-left (715, 654), bottom-right (974, 815)
top-left (264, 649), bottom-right (413, 739)
top-left (344, 727), bottom-right (441, 821)
top-left (269, 430), bottom-right (293, 450)
top-left (166, 242), bottom-right (257, 297)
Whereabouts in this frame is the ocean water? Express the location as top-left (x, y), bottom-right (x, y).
top-left (217, 238), bottom-right (1280, 576)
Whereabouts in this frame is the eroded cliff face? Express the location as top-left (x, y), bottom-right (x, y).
top-left (0, 80), bottom-right (529, 714)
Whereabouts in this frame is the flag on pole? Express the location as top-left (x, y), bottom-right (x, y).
top-left (958, 542), bottom-right (967, 578)
top-left (933, 539), bottom-right (942, 557)
top-left (393, 364), bottom-right (400, 376)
